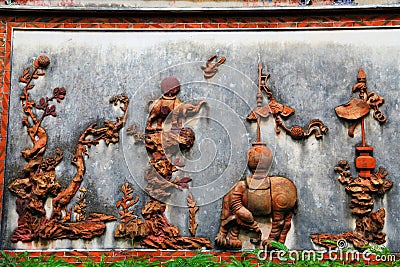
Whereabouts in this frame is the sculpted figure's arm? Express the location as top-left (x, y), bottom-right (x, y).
top-left (172, 100), bottom-right (206, 129)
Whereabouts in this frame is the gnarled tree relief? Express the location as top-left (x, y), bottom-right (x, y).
top-left (311, 68), bottom-right (392, 250)
top-left (8, 55), bottom-right (128, 242)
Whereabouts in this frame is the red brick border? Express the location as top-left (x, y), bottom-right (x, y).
top-left (0, 7), bottom-right (399, 261)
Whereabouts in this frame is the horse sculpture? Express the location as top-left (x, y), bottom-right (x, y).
top-left (215, 142), bottom-right (297, 249)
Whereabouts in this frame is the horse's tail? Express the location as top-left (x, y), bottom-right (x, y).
top-left (292, 199), bottom-right (299, 215)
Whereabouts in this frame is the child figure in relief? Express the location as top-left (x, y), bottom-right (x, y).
top-left (146, 77), bottom-right (206, 131)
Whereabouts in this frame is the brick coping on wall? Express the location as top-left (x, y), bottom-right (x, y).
top-left (0, 7), bottom-right (399, 262)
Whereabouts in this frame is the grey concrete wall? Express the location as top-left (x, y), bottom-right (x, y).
top-left (2, 30), bottom-right (400, 251)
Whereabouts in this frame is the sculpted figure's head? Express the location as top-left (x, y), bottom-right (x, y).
top-left (161, 77), bottom-right (180, 97)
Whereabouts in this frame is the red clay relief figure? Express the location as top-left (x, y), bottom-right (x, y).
top-left (125, 77), bottom-right (211, 250)
top-left (143, 77), bottom-right (207, 199)
top-left (146, 77), bottom-right (206, 132)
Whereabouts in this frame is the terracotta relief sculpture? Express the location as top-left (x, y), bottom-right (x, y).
top-left (310, 68), bottom-right (392, 250)
top-left (146, 77), bottom-right (206, 131)
top-left (144, 77), bottom-right (206, 199)
top-left (126, 76), bottom-right (211, 249)
top-left (201, 54), bottom-right (226, 79)
top-left (247, 62), bottom-right (328, 140)
top-left (335, 68), bottom-right (386, 138)
top-left (214, 142), bottom-right (298, 249)
top-left (141, 199), bottom-right (212, 249)
top-left (74, 187), bottom-right (88, 222)
top-left (113, 181), bottom-right (210, 249)
top-left (187, 193), bottom-right (199, 237)
top-left (8, 56), bottom-right (128, 242)
top-left (114, 183), bottom-right (148, 239)
top-left (215, 61), bottom-right (304, 249)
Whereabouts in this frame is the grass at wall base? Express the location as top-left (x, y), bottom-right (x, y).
top-left (1, 241), bottom-right (399, 266)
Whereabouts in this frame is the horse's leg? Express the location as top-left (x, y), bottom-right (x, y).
top-left (215, 219), bottom-right (230, 247)
top-left (226, 225), bottom-right (242, 249)
top-left (278, 212), bottom-right (293, 243)
top-left (262, 210), bottom-right (286, 247)
top-left (246, 221), bottom-right (262, 245)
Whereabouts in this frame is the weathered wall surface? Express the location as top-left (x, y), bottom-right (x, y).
top-left (2, 29), bottom-right (400, 251)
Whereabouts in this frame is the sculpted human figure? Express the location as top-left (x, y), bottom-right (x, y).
top-left (139, 77), bottom-right (212, 249)
top-left (144, 77), bottom-right (207, 198)
top-left (146, 77), bottom-right (206, 131)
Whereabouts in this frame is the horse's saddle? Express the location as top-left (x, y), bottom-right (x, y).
top-left (246, 176), bottom-right (272, 216)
